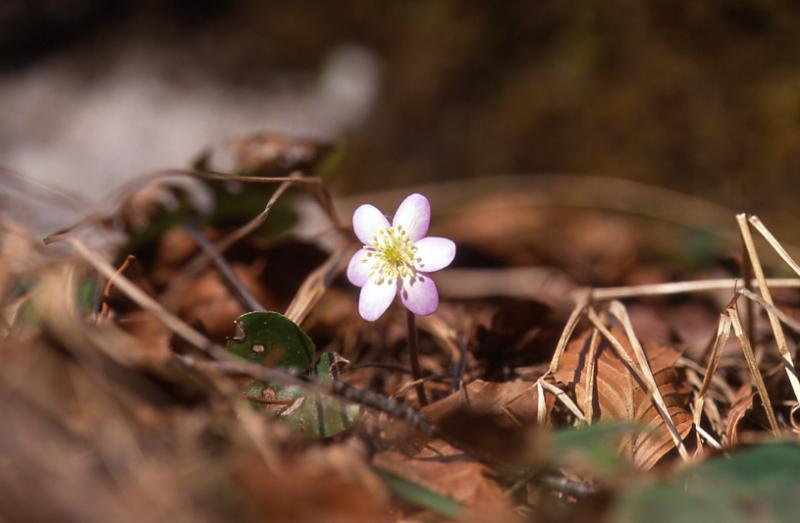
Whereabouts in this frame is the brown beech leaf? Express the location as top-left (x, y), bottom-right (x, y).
top-left (554, 328), bottom-right (692, 470)
top-left (197, 132), bottom-right (332, 176)
top-left (373, 438), bottom-right (518, 519)
top-left (180, 264), bottom-right (270, 340)
top-left (423, 379), bottom-right (555, 429)
top-left (422, 379), bottom-right (554, 465)
top-left (115, 310), bottom-right (173, 365)
top-left (722, 383), bottom-right (754, 448)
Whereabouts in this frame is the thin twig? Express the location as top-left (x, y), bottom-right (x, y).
top-left (183, 225), bottom-right (265, 312)
top-left (741, 229), bottom-right (756, 348)
top-left (583, 328), bottom-right (601, 424)
top-left (590, 278), bottom-right (800, 301)
top-left (749, 215), bottom-right (800, 278)
top-left (53, 236), bottom-right (437, 435)
top-left (284, 246), bottom-right (350, 325)
top-left (546, 291), bottom-right (589, 375)
top-left (97, 254), bottom-right (136, 321)
top-left (160, 173), bottom-right (302, 310)
top-left (739, 288), bottom-right (800, 335)
top-left (607, 301), bottom-right (690, 461)
top-left (736, 213), bottom-right (800, 407)
top-left (692, 314), bottom-right (732, 453)
top-left (406, 310), bottom-right (428, 407)
top-left (539, 379), bottom-right (586, 423)
top-left (728, 307), bottom-right (780, 435)
top-left (43, 170), bottom-right (319, 245)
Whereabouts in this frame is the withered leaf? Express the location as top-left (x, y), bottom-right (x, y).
top-left (423, 379), bottom-right (554, 430)
top-left (554, 328), bottom-right (692, 470)
top-left (422, 379), bottom-right (553, 465)
top-left (372, 439), bottom-right (517, 518)
top-left (722, 383), bottom-right (754, 448)
top-left (196, 133), bottom-right (332, 176)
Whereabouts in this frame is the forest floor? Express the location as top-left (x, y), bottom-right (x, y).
top-left (2, 135), bottom-right (799, 523)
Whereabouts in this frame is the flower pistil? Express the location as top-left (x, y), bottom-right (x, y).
top-left (364, 224), bottom-right (420, 285)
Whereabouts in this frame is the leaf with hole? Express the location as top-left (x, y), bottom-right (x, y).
top-left (243, 351), bottom-right (359, 438)
top-left (227, 311), bottom-right (315, 371)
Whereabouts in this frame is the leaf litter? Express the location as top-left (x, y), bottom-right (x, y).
top-left (3, 133), bottom-right (800, 522)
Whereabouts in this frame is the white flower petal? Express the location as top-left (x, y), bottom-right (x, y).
top-left (358, 276), bottom-right (397, 321)
top-left (347, 248), bottom-right (372, 287)
top-left (352, 204), bottom-right (390, 246)
top-left (400, 274), bottom-right (439, 316)
top-left (414, 237), bottom-right (456, 273)
top-left (392, 193), bottom-right (430, 241)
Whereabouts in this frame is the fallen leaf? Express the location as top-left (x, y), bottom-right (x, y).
top-left (115, 310), bottom-right (174, 364)
top-left (180, 264), bottom-right (269, 340)
top-left (197, 132), bottom-right (332, 176)
top-left (722, 383), bottom-right (754, 448)
top-left (554, 328), bottom-right (693, 469)
top-left (373, 438), bottom-right (517, 519)
top-left (422, 379), bottom-right (553, 465)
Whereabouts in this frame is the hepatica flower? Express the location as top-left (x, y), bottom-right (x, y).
top-left (347, 193), bottom-right (456, 321)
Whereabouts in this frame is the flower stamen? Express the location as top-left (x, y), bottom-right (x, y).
top-left (364, 226), bottom-right (418, 285)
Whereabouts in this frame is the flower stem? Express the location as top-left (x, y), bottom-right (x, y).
top-left (406, 310), bottom-right (428, 406)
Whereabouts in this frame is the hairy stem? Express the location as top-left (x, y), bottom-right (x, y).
top-left (406, 310), bottom-right (428, 406)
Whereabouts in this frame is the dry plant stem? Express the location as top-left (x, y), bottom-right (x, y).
top-left (536, 379), bottom-right (546, 425)
top-left (160, 173), bottom-right (302, 310)
top-left (584, 328), bottom-right (601, 423)
top-left (692, 315), bottom-right (732, 452)
top-left (284, 246), bottom-right (349, 325)
top-left (741, 235), bottom-right (756, 347)
top-left (728, 307), bottom-right (780, 435)
top-left (210, 172), bottom-right (303, 256)
top-left (97, 254), bottom-right (135, 321)
top-left (678, 357), bottom-right (736, 404)
top-left (406, 310), bottom-right (428, 407)
top-left (182, 224), bottom-right (265, 311)
top-left (546, 291), bottom-right (590, 375)
top-left (588, 307), bottom-right (690, 461)
top-left (0, 163), bottom-right (91, 209)
top-left (43, 170), bottom-right (320, 244)
top-left (57, 237), bottom-right (437, 435)
top-left (607, 301), bottom-right (691, 461)
top-left (590, 278), bottom-right (800, 301)
top-left (748, 215), bottom-right (800, 277)
top-left (736, 213), bottom-right (800, 407)
top-left (739, 288), bottom-right (800, 334)
top-left (697, 315), bottom-right (733, 399)
top-left (539, 379), bottom-right (586, 423)
top-left (66, 237), bottom-right (213, 351)
top-left (312, 182), bottom-right (347, 234)
top-left (178, 355), bottom-right (436, 436)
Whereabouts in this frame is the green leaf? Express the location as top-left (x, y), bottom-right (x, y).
top-left (372, 466), bottom-right (463, 518)
top-left (243, 380), bottom-right (359, 438)
top-left (227, 311), bottom-right (315, 371)
top-left (552, 422), bottom-right (640, 473)
top-left (614, 443), bottom-right (800, 523)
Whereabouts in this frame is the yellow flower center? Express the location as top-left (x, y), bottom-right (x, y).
top-left (362, 224), bottom-right (420, 285)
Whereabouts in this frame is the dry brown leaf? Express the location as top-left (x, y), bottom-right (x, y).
top-left (722, 383), bottom-right (754, 448)
top-left (554, 328), bottom-right (693, 470)
top-left (373, 438), bottom-right (518, 520)
top-left (197, 133), bottom-right (332, 176)
top-left (180, 264), bottom-right (270, 339)
top-left (421, 379), bottom-right (554, 467)
top-left (423, 379), bottom-right (555, 430)
top-left (115, 310), bottom-right (174, 364)
top-left (238, 440), bottom-right (392, 523)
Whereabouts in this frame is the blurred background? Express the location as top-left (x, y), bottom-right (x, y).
top-left (2, 0), bottom-right (800, 225)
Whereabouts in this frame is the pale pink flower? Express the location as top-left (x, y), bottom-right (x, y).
top-left (347, 193), bottom-right (456, 321)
